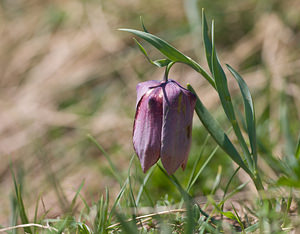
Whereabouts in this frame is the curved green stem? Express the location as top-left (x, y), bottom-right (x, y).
top-left (164, 61), bottom-right (175, 81)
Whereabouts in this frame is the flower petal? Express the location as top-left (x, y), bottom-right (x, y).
top-left (133, 86), bottom-right (163, 172)
top-left (160, 80), bottom-right (196, 174)
top-left (136, 80), bottom-right (161, 107)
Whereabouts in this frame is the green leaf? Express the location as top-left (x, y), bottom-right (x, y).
top-left (120, 28), bottom-right (191, 62)
top-left (201, 9), bottom-right (213, 73)
top-left (139, 16), bottom-right (149, 33)
top-left (187, 84), bottom-right (252, 176)
top-left (231, 203), bottom-right (245, 231)
top-left (210, 22), bottom-right (253, 171)
top-left (221, 211), bottom-right (238, 221)
top-left (207, 196), bottom-right (239, 222)
top-left (133, 38), bottom-right (172, 67)
top-left (119, 28), bottom-right (215, 87)
top-left (227, 64), bottom-right (258, 165)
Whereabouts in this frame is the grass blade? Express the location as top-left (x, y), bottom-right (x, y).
top-left (10, 166), bottom-right (32, 234)
top-left (88, 134), bottom-right (122, 186)
top-left (94, 188), bottom-right (109, 233)
top-left (136, 166), bottom-right (155, 206)
top-left (231, 203), bottom-right (245, 232)
top-left (187, 144), bottom-right (219, 192)
top-left (211, 166), bottom-right (222, 195)
top-left (70, 179), bottom-right (85, 213)
top-left (108, 178), bottom-right (129, 222)
top-left (221, 166), bottom-right (240, 213)
top-left (186, 134), bottom-right (210, 191)
top-left (219, 182), bottom-right (249, 207)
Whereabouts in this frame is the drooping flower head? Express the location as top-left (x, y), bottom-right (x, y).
top-left (133, 79), bottom-right (196, 175)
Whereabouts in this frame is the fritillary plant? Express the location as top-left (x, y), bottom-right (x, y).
top-left (121, 9), bottom-right (265, 193)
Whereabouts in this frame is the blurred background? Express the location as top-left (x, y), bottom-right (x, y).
top-left (0, 0), bottom-right (299, 226)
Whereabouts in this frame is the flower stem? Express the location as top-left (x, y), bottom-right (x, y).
top-left (164, 62), bottom-right (175, 81)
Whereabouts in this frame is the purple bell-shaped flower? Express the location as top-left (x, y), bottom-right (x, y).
top-left (133, 79), bottom-right (196, 175)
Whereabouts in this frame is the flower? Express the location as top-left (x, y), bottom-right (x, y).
top-left (133, 79), bottom-right (197, 175)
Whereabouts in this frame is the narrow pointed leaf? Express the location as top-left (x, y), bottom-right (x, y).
top-left (133, 38), bottom-right (171, 67)
top-left (119, 28), bottom-right (215, 87)
top-left (227, 64), bottom-right (258, 164)
top-left (221, 211), bottom-right (239, 221)
top-left (201, 9), bottom-right (213, 73)
top-left (211, 22), bottom-right (253, 170)
top-left (187, 84), bottom-right (251, 176)
top-left (139, 16), bottom-right (149, 33)
top-left (231, 203), bottom-right (245, 231)
top-left (120, 28), bottom-right (192, 62)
